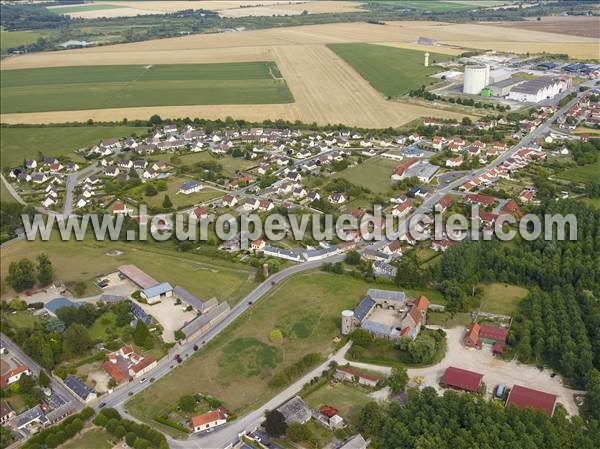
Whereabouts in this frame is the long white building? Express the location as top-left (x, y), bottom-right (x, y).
top-left (507, 77), bottom-right (567, 103)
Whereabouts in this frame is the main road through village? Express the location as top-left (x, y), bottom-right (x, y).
top-left (4, 84), bottom-right (591, 449)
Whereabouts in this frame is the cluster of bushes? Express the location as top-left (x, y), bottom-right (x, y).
top-left (93, 408), bottom-right (168, 449)
top-left (269, 353), bottom-right (323, 387)
top-left (22, 407), bottom-right (95, 449)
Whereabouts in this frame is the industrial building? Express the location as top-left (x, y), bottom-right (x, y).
top-left (488, 77), bottom-right (525, 97)
top-left (463, 64), bottom-right (490, 95)
top-left (507, 77), bottom-right (567, 103)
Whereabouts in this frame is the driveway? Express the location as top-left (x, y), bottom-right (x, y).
top-left (345, 327), bottom-right (584, 416)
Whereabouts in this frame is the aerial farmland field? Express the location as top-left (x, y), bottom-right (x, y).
top-left (0, 62), bottom-right (293, 113)
top-left (328, 44), bottom-right (453, 98)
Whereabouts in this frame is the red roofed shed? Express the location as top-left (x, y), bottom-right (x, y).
top-left (479, 326), bottom-right (509, 344)
top-left (506, 385), bottom-right (557, 417)
top-left (442, 367), bottom-right (483, 393)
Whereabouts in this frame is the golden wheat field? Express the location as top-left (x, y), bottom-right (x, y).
top-left (48, 1), bottom-right (361, 19)
top-left (2, 20), bottom-right (596, 127)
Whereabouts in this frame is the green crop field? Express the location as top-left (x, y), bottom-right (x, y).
top-left (0, 29), bottom-right (42, 52)
top-left (1, 62), bottom-right (294, 113)
top-left (558, 162), bottom-right (600, 183)
top-left (0, 126), bottom-right (146, 168)
top-left (327, 44), bottom-right (453, 97)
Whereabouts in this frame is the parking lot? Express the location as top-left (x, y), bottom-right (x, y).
top-left (407, 327), bottom-right (584, 415)
top-left (136, 297), bottom-right (197, 342)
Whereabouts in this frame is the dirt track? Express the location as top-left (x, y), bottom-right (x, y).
top-left (2, 20), bottom-right (595, 127)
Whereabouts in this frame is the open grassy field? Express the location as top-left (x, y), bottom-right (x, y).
top-left (1, 62), bottom-right (293, 114)
top-left (327, 44), bottom-right (452, 97)
top-left (1, 181), bottom-right (17, 203)
top-left (134, 176), bottom-right (224, 209)
top-left (0, 29), bottom-right (42, 52)
top-left (0, 126), bottom-right (145, 168)
top-left (170, 152), bottom-right (256, 176)
top-left (58, 427), bottom-right (114, 449)
top-left (127, 271), bottom-right (398, 433)
top-left (303, 382), bottom-right (372, 426)
top-left (332, 157), bottom-right (398, 194)
top-left (50, 4), bottom-right (128, 14)
top-left (479, 282), bottom-right (529, 315)
top-left (557, 162), bottom-right (600, 183)
top-left (1, 237), bottom-right (255, 303)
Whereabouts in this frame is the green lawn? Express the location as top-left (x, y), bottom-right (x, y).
top-left (0, 126), bottom-right (146, 168)
top-left (58, 427), bottom-right (114, 449)
top-left (131, 176), bottom-right (223, 209)
top-left (3, 311), bottom-right (42, 330)
top-left (172, 152), bottom-right (256, 177)
top-left (1, 237), bottom-right (256, 304)
top-left (479, 282), bottom-right (528, 315)
top-left (332, 157), bottom-right (398, 194)
top-left (304, 382), bottom-right (372, 426)
top-left (427, 311), bottom-right (472, 328)
top-left (1, 181), bottom-right (17, 203)
top-left (1, 62), bottom-right (294, 113)
top-left (327, 44), bottom-right (453, 98)
top-left (557, 162), bottom-right (600, 183)
top-left (0, 29), bottom-right (42, 52)
top-left (126, 272), bottom-right (399, 435)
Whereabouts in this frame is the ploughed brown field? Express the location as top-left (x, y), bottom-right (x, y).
top-left (2, 20), bottom-right (596, 127)
top-left (497, 16), bottom-right (600, 40)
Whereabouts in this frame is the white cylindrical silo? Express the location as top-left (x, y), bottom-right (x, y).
top-left (341, 310), bottom-right (355, 335)
top-left (463, 65), bottom-right (489, 95)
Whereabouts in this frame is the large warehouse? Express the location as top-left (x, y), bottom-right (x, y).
top-left (507, 77), bottom-right (567, 103)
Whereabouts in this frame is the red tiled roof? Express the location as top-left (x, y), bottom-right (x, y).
top-left (414, 295), bottom-right (429, 312)
top-left (466, 194), bottom-right (495, 206)
top-left (191, 409), bottom-right (226, 428)
top-left (464, 323), bottom-right (481, 346)
top-left (479, 326), bottom-right (508, 343)
top-left (442, 367), bottom-right (483, 392)
top-left (492, 342), bottom-right (504, 354)
top-left (102, 360), bottom-right (128, 384)
top-left (408, 306), bottom-right (421, 325)
top-left (506, 385), bottom-right (557, 416)
top-left (130, 356), bottom-right (156, 374)
top-left (337, 366), bottom-right (379, 382)
top-left (319, 405), bottom-right (338, 418)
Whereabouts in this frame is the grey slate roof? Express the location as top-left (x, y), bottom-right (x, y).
top-left (510, 77), bottom-right (558, 94)
top-left (335, 434), bottom-right (367, 449)
top-left (354, 298), bottom-right (375, 322)
top-left (367, 289), bottom-right (406, 303)
top-left (14, 406), bottom-right (45, 429)
top-left (174, 286), bottom-right (205, 311)
top-left (64, 375), bottom-right (94, 400)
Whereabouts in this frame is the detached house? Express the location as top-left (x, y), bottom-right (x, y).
top-left (328, 192), bottom-right (346, 204)
top-left (191, 409), bottom-right (227, 433)
top-left (179, 180), bottom-right (203, 195)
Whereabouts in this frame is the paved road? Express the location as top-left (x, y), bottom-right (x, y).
top-left (63, 162), bottom-right (100, 216)
top-left (1, 174), bottom-right (27, 205)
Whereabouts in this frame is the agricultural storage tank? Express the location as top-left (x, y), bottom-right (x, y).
top-left (341, 310), bottom-right (356, 335)
top-left (463, 64), bottom-right (490, 95)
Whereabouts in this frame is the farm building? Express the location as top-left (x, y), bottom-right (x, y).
top-left (118, 265), bottom-right (158, 289)
top-left (506, 385), bottom-right (557, 417)
top-left (334, 366), bottom-right (380, 388)
top-left (442, 367), bottom-right (483, 393)
top-left (141, 282), bottom-right (173, 304)
top-left (342, 289), bottom-right (429, 341)
top-left (191, 408), bottom-right (227, 433)
top-left (464, 323), bottom-right (508, 348)
top-left (173, 286), bottom-right (209, 312)
top-left (180, 301), bottom-right (230, 338)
